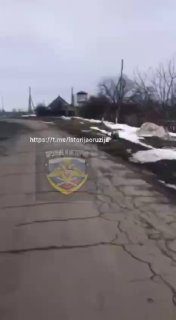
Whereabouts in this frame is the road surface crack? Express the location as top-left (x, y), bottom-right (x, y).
top-left (16, 215), bottom-right (100, 227)
top-left (0, 241), bottom-right (116, 255)
top-left (121, 244), bottom-right (176, 306)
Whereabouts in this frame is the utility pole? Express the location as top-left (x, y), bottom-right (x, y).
top-left (28, 86), bottom-right (34, 113)
top-left (1, 96), bottom-right (4, 112)
top-left (116, 59), bottom-right (124, 123)
top-left (71, 87), bottom-right (74, 106)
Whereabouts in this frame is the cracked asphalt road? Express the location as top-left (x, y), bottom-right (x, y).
top-left (0, 119), bottom-right (176, 319)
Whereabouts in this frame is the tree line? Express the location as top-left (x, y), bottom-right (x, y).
top-left (36, 57), bottom-right (176, 125)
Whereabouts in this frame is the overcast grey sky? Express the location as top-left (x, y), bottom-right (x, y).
top-left (0, 0), bottom-right (176, 110)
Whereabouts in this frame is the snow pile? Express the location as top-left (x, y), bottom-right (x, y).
top-left (130, 148), bottom-right (176, 163)
top-left (137, 122), bottom-right (168, 138)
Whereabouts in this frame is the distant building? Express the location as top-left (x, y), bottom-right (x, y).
top-left (48, 95), bottom-right (74, 116)
top-left (46, 90), bottom-right (89, 116)
top-left (76, 91), bottom-right (88, 107)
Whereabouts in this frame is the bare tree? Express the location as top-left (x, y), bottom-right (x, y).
top-left (151, 59), bottom-right (176, 109)
top-left (132, 69), bottom-right (156, 106)
top-left (132, 59), bottom-right (176, 121)
top-left (98, 57), bottom-right (176, 123)
top-left (99, 78), bottom-right (121, 105)
top-left (99, 59), bottom-right (134, 123)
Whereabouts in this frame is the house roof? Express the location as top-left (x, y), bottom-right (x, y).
top-left (48, 95), bottom-right (69, 109)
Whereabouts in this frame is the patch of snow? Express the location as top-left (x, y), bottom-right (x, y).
top-left (73, 117), bottom-right (176, 147)
top-left (74, 116), bottom-right (176, 136)
top-left (60, 116), bottom-right (71, 120)
top-left (90, 126), bottom-right (111, 136)
top-left (170, 132), bottom-right (176, 138)
top-left (118, 130), bottom-right (151, 148)
top-left (42, 121), bottom-right (55, 124)
top-left (73, 116), bottom-right (101, 123)
top-left (103, 121), bottom-right (152, 148)
top-left (84, 118), bottom-right (102, 123)
top-left (21, 114), bottom-right (36, 117)
top-left (159, 180), bottom-right (176, 191)
top-left (103, 121), bottom-right (138, 132)
top-left (130, 149), bottom-right (176, 163)
top-left (103, 121), bottom-right (176, 147)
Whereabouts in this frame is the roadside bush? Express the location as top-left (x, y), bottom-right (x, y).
top-left (35, 104), bottom-right (50, 116)
top-left (79, 95), bottom-right (109, 119)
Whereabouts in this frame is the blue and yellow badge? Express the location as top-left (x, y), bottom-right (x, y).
top-left (47, 157), bottom-right (88, 195)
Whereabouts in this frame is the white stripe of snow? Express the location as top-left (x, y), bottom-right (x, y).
top-left (60, 116), bottom-right (71, 120)
top-left (103, 121), bottom-right (138, 131)
top-left (42, 121), bottom-right (55, 124)
top-left (90, 126), bottom-right (111, 136)
top-left (159, 180), bottom-right (176, 191)
top-left (73, 116), bottom-right (101, 123)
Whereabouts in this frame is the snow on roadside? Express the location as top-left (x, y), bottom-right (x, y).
top-left (60, 116), bottom-right (71, 120)
top-left (159, 181), bottom-right (176, 191)
top-left (103, 121), bottom-right (138, 132)
top-left (72, 116), bottom-right (176, 138)
top-left (170, 132), bottom-right (176, 138)
top-left (61, 117), bottom-right (176, 163)
top-left (73, 116), bottom-right (101, 123)
top-left (90, 126), bottom-right (111, 136)
top-left (42, 121), bottom-right (55, 124)
top-left (21, 114), bottom-right (36, 117)
top-left (118, 129), bottom-right (152, 148)
top-left (103, 121), bottom-right (152, 148)
top-left (130, 149), bottom-right (176, 163)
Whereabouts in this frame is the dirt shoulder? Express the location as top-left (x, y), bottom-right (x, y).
top-left (0, 120), bottom-right (32, 156)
